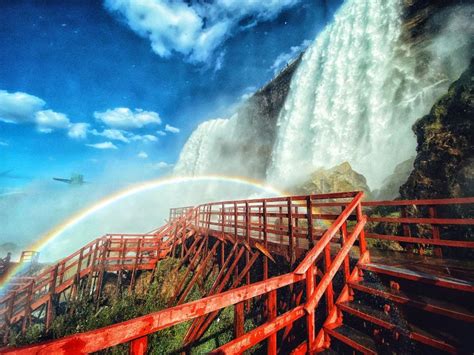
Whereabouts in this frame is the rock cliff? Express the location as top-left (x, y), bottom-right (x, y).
top-left (400, 59), bottom-right (473, 199)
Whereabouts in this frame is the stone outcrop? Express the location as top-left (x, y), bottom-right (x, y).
top-left (292, 162), bottom-right (372, 199)
top-left (374, 158), bottom-right (415, 200)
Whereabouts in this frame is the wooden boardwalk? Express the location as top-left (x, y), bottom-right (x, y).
top-left (1, 192), bottom-right (473, 354)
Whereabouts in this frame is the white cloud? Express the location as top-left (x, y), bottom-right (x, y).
top-left (165, 124), bottom-right (180, 134)
top-left (147, 161), bottom-right (173, 170)
top-left (137, 151), bottom-right (148, 159)
top-left (104, 0), bottom-right (301, 65)
top-left (94, 107), bottom-right (161, 129)
top-left (92, 128), bottom-right (130, 142)
top-left (90, 129), bottom-right (159, 144)
top-left (68, 123), bottom-right (90, 140)
top-left (0, 140), bottom-right (8, 147)
top-left (86, 141), bottom-right (118, 150)
top-left (131, 134), bottom-right (158, 143)
top-left (270, 39), bottom-right (311, 75)
top-left (214, 50), bottom-right (226, 72)
top-left (35, 110), bottom-right (71, 133)
top-left (156, 130), bottom-right (166, 136)
top-left (0, 90), bottom-right (45, 124)
top-left (0, 89), bottom-right (89, 139)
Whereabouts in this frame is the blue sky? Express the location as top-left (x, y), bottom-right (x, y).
top-left (0, 0), bottom-right (343, 190)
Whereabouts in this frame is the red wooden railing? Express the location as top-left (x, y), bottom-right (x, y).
top-left (1, 193), bottom-right (473, 354)
top-left (1, 191), bottom-right (367, 353)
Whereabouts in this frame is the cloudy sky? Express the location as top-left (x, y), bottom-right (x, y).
top-left (0, 0), bottom-right (342, 190)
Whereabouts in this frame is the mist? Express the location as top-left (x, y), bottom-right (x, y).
top-left (0, 161), bottom-right (279, 263)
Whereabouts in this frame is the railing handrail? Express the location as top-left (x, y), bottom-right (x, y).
top-left (362, 197), bottom-right (474, 206)
top-left (1, 192), bottom-right (362, 354)
top-left (3, 194), bottom-right (472, 353)
top-left (294, 191), bottom-right (364, 275)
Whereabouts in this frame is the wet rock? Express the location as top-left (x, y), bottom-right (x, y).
top-left (400, 60), bottom-right (473, 199)
top-left (292, 162), bottom-right (373, 199)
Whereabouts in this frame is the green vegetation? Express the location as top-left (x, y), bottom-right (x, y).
top-left (8, 257), bottom-right (259, 354)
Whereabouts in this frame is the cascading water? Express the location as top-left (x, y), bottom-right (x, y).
top-left (267, 0), bottom-right (462, 189)
top-left (174, 118), bottom-right (233, 176)
top-left (176, 0), bottom-right (471, 191)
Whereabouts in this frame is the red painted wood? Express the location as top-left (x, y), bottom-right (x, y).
top-left (305, 217), bottom-right (366, 313)
top-left (267, 289), bottom-right (277, 355)
top-left (295, 192), bottom-right (364, 275)
top-left (129, 336), bottom-right (148, 355)
top-left (2, 193), bottom-right (473, 354)
top-left (211, 306), bottom-right (306, 354)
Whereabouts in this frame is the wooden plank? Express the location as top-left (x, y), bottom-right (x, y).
top-left (365, 233), bottom-right (474, 248)
top-left (368, 217), bottom-right (474, 225)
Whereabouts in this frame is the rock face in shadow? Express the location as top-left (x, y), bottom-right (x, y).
top-left (400, 60), bottom-right (473, 199)
top-left (374, 158), bottom-right (415, 200)
top-left (401, 0), bottom-right (460, 45)
top-left (292, 162), bottom-right (372, 199)
top-left (231, 56), bottom-right (303, 178)
top-left (174, 55), bottom-right (302, 179)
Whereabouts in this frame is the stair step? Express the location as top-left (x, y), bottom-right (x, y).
top-left (338, 301), bottom-right (458, 353)
top-left (349, 280), bottom-right (474, 322)
top-left (324, 323), bottom-right (378, 355)
top-left (360, 263), bottom-right (474, 292)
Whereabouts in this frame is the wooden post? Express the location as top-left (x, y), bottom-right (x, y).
top-left (234, 202), bottom-right (238, 240)
top-left (46, 264), bottom-right (59, 330)
top-left (341, 220), bottom-right (350, 283)
top-left (307, 196), bottom-right (314, 248)
top-left (324, 244), bottom-right (334, 316)
top-left (401, 206), bottom-right (413, 253)
top-left (263, 200), bottom-right (268, 280)
top-left (306, 264), bottom-right (315, 351)
top-left (221, 203), bottom-right (225, 267)
top-left (245, 201), bottom-right (251, 311)
top-left (22, 282), bottom-right (34, 334)
top-left (86, 240), bottom-right (100, 296)
top-left (129, 336), bottom-right (148, 355)
top-left (356, 203), bottom-right (367, 255)
top-left (267, 289), bottom-right (277, 355)
top-left (287, 197), bottom-right (294, 268)
top-left (95, 238), bottom-right (110, 300)
top-left (234, 301), bottom-right (245, 339)
top-left (429, 206), bottom-right (442, 257)
top-left (71, 248), bottom-right (84, 301)
top-left (3, 292), bottom-right (16, 344)
top-left (129, 238), bottom-right (142, 292)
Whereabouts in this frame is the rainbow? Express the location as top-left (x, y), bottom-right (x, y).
top-left (1, 175), bottom-right (286, 289)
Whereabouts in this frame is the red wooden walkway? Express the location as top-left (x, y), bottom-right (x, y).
top-left (0, 192), bottom-right (473, 354)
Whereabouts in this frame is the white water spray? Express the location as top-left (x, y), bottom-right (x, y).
top-left (176, 0), bottom-right (472, 190)
top-left (267, 0), bottom-right (467, 188)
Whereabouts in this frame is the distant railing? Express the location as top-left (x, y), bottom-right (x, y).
top-left (0, 234), bottom-right (171, 336)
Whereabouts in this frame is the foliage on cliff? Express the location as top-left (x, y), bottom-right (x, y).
top-left (8, 257), bottom-right (257, 354)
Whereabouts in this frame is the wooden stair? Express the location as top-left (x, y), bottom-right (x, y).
top-left (320, 260), bottom-right (474, 354)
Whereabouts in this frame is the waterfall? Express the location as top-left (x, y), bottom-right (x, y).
top-left (267, 0), bottom-right (461, 189)
top-left (176, 0), bottom-right (471, 190)
top-left (174, 118), bottom-right (234, 176)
